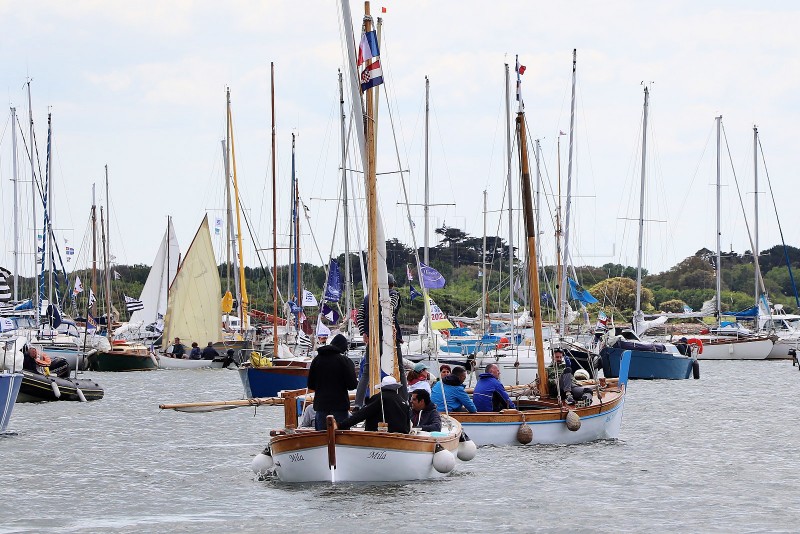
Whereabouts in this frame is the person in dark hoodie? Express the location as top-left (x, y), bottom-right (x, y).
top-left (430, 365), bottom-right (477, 413)
top-left (472, 363), bottom-right (516, 412)
top-left (307, 333), bottom-right (358, 430)
top-left (200, 342), bottom-right (219, 360)
top-left (338, 376), bottom-right (410, 433)
top-left (410, 388), bottom-right (441, 432)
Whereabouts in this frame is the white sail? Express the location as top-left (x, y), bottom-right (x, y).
top-left (131, 218), bottom-right (180, 324)
top-left (163, 217), bottom-right (222, 346)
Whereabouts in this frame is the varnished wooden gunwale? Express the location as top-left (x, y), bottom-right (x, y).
top-left (270, 428), bottom-right (460, 455)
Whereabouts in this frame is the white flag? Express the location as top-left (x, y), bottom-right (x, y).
top-left (316, 315), bottom-right (331, 338)
top-left (302, 289), bottom-right (318, 307)
top-left (88, 289), bottom-right (97, 307)
top-left (73, 276), bottom-right (84, 295)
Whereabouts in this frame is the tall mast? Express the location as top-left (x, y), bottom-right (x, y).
top-left (27, 81), bottom-right (39, 324)
top-left (505, 63), bottom-right (515, 335)
top-left (227, 91), bottom-right (249, 329)
top-left (11, 107), bottom-right (19, 300)
top-left (715, 116), bottom-right (722, 321)
top-left (559, 49), bottom-right (577, 336)
top-left (271, 62), bottom-right (279, 356)
top-left (482, 190), bottom-right (487, 333)
top-left (46, 113), bottom-right (53, 309)
top-left (424, 75), bottom-right (430, 265)
top-left (91, 184), bottom-right (97, 315)
top-left (104, 165), bottom-right (112, 337)
top-left (753, 124), bottom-right (759, 306)
top-left (635, 86), bottom-right (649, 317)
top-left (292, 134), bottom-right (302, 319)
top-left (555, 135), bottom-right (563, 331)
top-left (339, 69), bottom-right (352, 327)
top-left (517, 111), bottom-right (547, 396)
top-left (534, 138), bottom-right (542, 264)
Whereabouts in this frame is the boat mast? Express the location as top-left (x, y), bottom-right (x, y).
top-left (11, 107), bottom-right (19, 300)
top-left (517, 111), bottom-right (548, 396)
top-left (505, 62), bottom-right (515, 338)
top-left (555, 134), bottom-right (563, 331)
top-left (104, 165), bottom-right (112, 338)
top-left (226, 91), bottom-right (249, 331)
top-left (559, 49), bottom-right (577, 337)
top-left (339, 69), bottom-right (352, 329)
top-left (753, 124), bottom-right (759, 307)
top-left (27, 81), bottom-right (39, 325)
top-left (46, 113), bottom-right (53, 312)
top-left (634, 86), bottom-right (649, 325)
top-left (271, 62), bottom-right (279, 356)
top-left (482, 190), bottom-right (487, 333)
top-left (715, 116), bottom-right (722, 322)
top-left (221, 136), bottom-right (231, 299)
top-left (535, 138), bottom-right (542, 265)
top-left (91, 184), bottom-right (97, 316)
top-left (424, 75), bottom-right (430, 265)
top-left (293, 134), bottom-right (302, 321)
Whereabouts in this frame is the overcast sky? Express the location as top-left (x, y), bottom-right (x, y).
top-left (1, 0), bottom-right (798, 281)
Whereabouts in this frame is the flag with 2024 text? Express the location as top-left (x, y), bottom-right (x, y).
top-left (428, 296), bottom-right (454, 331)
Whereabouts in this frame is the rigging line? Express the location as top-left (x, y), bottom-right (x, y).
top-left (758, 136), bottom-right (800, 307)
top-left (720, 122), bottom-right (766, 296)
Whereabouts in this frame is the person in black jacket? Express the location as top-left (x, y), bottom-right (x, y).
top-left (201, 342), bottom-right (219, 360)
top-left (410, 389), bottom-right (442, 432)
top-left (338, 376), bottom-right (410, 433)
top-left (307, 334), bottom-right (358, 430)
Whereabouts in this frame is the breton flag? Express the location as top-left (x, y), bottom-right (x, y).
top-left (406, 263), bottom-right (414, 282)
top-left (357, 30), bottom-right (380, 66)
top-left (360, 59), bottom-right (384, 92)
top-left (88, 289), bottom-right (97, 307)
top-left (73, 276), bottom-right (84, 295)
top-left (0, 267), bottom-right (11, 302)
top-left (124, 294), bottom-right (144, 312)
top-left (113, 270), bottom-right (122, 280)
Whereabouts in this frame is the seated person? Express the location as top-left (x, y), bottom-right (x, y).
top-left (338, 376), bottom-right (410, 433)
top-left (547, 349), bottom-right (592, 405)
top-left (201, 342), bottom-right (219, 360)
top-left (298, 404), bottom-right (316, 428)
top-left (410, 389), bottom-right (441, 432)
top-left (169, 337), bottom-right (186, 358)
top-left (430, 366), bottom-right (477, 413)
top-left (189, 342), bottom-right (201, 360)
top-left (473, 363), bottom-right (516, 412)
top-left (407, 362), bottom-right (431, 396)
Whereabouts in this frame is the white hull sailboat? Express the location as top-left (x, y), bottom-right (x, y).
top-left (255, 2), bottom-right (468, 483)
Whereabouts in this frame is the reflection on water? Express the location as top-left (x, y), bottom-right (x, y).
top-left (1, 362), bottom-right (799, 533)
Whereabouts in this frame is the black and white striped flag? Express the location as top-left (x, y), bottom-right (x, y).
top-left (88, 289), bottom-right (97, 307)
top-left (124, 294), bottom-right (144, 312)
top-left (0, 267), bottom-right (11, 303)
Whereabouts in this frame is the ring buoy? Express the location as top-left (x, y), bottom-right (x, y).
top-left (496, 337), bottom-right (510, 350)
top-left (440, 330), bottom-right (450, 339)
top-left (686, 338), bottom-right (703, 355)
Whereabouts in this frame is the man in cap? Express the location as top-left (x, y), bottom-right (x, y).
top-left (407, 361), bottom-right (431, 395)
top-left (338, 375), bottom-right (410, 433)
top-left (307, 333), bottom-right (358, 430)
top-left (354, 273), bottom-right (407, 407)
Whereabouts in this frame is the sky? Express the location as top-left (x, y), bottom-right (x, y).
top-left (1, 0), bottom-right (799, 282)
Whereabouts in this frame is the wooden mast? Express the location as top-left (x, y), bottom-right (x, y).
top-left (517, 112), bottom-right (548, 396)
top-left (271, 62), bottom-right (279, 357)
top-left (363, 0), bottom-right (382, 394)
top-left (227, 96), bottom-right (249, 331)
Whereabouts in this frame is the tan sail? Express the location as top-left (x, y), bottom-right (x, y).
top-left (163, 217), bottom-right (223, 347)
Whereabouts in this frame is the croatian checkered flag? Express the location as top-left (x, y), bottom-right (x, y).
top-left (124, 294), bottom-right (144, 312)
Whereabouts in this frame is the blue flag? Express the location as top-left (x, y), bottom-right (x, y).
top-left (86, 312), bottom-right (98, 332)
top-left (288, 301), bottom-right (302, 314)
top-left (321, 303), bottom-right (340, 323)
top-left (409, 284), bottom-right (423, 301)
top-left (419, 262), bottom-right (446, 289)
top-left (568, 278), bottom-right (598, 305)
top-left (324, 260), bottom-right (341, 303)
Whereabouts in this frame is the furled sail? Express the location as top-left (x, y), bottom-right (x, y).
top-left (162, 217), bottom-right (222, 346)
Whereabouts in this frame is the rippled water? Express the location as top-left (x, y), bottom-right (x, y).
top-left (1, 361), bottom-right (799, 533)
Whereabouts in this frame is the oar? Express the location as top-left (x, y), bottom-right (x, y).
top-left (159, 396), bottom-right (286, 412)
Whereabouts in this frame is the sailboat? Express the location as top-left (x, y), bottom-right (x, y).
top-left (254, 1), bottom-right (466, 482)
top-left (159, 217), bottom-right (224, 369)
top-left (692, 117), bottom-right (773, 360)
top-left (599, 87), bottom-right (698, 380)
top-left (447, 62), bottom-right (631, 447)
top-left (113, 217), bottom-right (179, 345)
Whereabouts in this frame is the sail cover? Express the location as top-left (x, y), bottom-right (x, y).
top-left (162, 217), bottom-right (222, 346)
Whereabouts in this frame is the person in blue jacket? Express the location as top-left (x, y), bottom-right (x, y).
top-left (472, 363), bottom-right (516, 412)
top-left (430, 366), bottom-right (477, 413)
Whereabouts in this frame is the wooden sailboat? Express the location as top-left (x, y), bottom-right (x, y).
top-left (447, 69), bottom-right (631, 446)
top-left (255, 1), bottom-right (466, 483)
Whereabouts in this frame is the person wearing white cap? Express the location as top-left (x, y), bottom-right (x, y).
top-left (337, 376), bottom-right (410, 434)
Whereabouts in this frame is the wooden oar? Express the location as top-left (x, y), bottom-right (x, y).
top-left (159, 396), bottom-right (286, 412)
